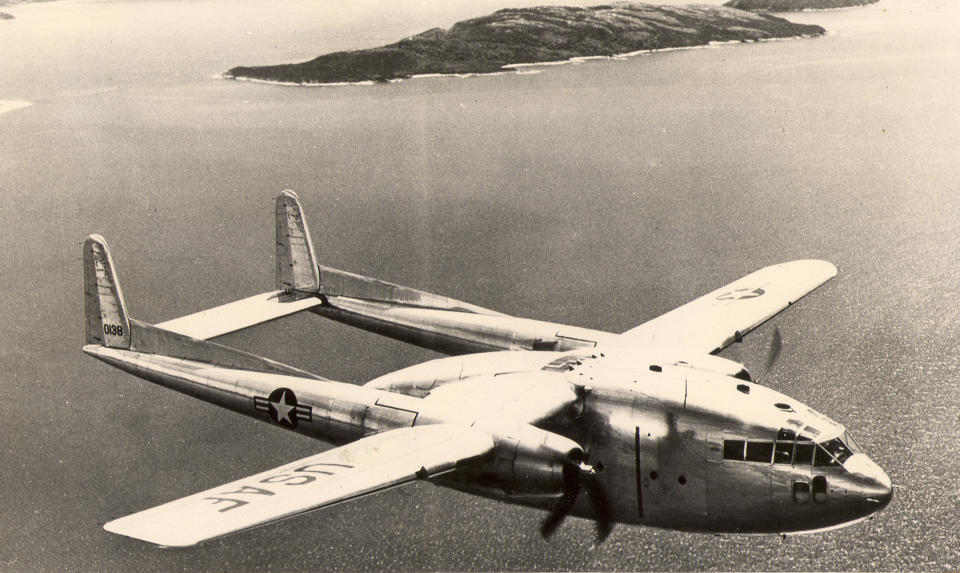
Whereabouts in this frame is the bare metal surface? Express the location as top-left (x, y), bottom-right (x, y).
top-left (81, 221), bottom-right (889, 546)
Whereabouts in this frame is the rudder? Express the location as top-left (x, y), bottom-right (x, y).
top-left (83, 234), bottom-right (131, 348)
top-left (275, 189), bottom-right (320, 293)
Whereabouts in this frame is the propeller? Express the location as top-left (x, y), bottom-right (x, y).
top-left (540, 455), bottom-right (614, 542)
top-left (762, 326), bottom-right (783, 378)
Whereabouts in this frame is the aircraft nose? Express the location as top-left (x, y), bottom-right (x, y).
top-left (872, 467), bottom-right (893, 509)
top-left (845, 454), bottom-right (893, 512)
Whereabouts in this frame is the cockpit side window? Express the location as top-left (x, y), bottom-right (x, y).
top-left (794, 439), bottom-right (815, 466)
top-left (814, 444), bottom-right (839, 466)
top-left (745, 441), bottom-right (774, 463)
top-left (723, 439), bottom-right (775, 463)
top-left (774, 441), bottom-right (793, 464)
top-left (774, 428), bottom-right (795, 464)
top-left (723, 439), bottom-right (746, 461)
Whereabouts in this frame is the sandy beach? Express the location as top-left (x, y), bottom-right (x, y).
top-left (0, 100), bottom-right (31, 117)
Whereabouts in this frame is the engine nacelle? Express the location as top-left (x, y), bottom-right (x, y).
top-left (675, 354), bottom-right (752, 381)
top-left (479, 422), bottom-right (583, 496)
top-left (364, 351), bottom-right (570, 397)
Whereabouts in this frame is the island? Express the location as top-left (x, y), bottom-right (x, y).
top-left (1, 0), bottom-right (59, 20)
top-left (723, 0), bottom-right (878, 10)
top-left (225, 3), bottom-right (826, 85)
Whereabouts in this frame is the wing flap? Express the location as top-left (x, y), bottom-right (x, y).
top-left (621, 260), bottom-right (836, 354)
top-left (104, 424), bottom-right (493, 547)
top-left (155, 291), bottom-right (321, 341)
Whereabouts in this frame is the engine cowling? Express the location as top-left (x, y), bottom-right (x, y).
top-left (675, 354), bottom-right (752, 381)
top-left (364, 351), bottom-right (570, 397)
top-left (479, 422), bottom-right (584, 496)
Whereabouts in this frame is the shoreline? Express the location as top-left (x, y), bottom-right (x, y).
top-left (223, 33), bottom-right (819, 88)
top-left (0, 100), bottom-right (32, 116)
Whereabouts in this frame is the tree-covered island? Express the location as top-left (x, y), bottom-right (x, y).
top-left (724, 0), bottom-right (878, 10)
top-left (225, 3), bottom-right (826, 85)
top-left (0, 0), bottom-right (61, 20)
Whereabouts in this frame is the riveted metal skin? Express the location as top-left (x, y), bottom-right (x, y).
top-left (82, 196), bottom-right (890, 545)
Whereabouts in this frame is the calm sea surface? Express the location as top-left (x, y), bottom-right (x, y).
top-left (1, 0), bottom-right (958, 570)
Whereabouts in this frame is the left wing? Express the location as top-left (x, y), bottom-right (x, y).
top-left (104, 424), bottom-right (493, 547)
top-left (621, 260), bottom-right (837, 354)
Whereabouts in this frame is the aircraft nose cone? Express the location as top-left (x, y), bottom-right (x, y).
top-left (845, 454), bottom-right (893, 512)
top-left (871, 465), bottom-right (893, 510)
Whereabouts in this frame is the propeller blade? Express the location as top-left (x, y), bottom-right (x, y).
top-left (586, 479), bottom-right (614, 542)
top-left (764, 326), bottom-right (782, 374)
top-left (540, 494), bottom-right (576, 538)
top-left (540, 463), bottom-right (582, 538)
top-left (540, 458), bottom-right (614, 542)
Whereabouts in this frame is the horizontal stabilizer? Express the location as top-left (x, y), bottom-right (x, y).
top-left (103, 424), bottom-right (494, 547)
top-left (156, 291), bottom-right (321, 341)
top-left (82, 234), bottom-right (324, 377)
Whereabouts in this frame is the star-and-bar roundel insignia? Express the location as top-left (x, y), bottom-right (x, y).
top-left (254, 388), bottom-right (313, 428)
top-left (716, 287), bottom-right (765, 301)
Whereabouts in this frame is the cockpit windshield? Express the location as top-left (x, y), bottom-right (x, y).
top-left (843, 430), bottom-right (863, 454)
top-left (814, 437), bottom-right (853, 466)
top-left (723, 428), bottom-right (859, 468)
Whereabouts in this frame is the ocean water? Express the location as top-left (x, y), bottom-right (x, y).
top-left (1, 0), bottom-right (958, 570)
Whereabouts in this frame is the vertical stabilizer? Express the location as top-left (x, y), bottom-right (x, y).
top-left (83, 234), bottom-right (132, 348)
top-left (276, 190), bottom-right (320, 293)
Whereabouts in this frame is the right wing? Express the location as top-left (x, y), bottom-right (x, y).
top-left (620, 260), bottom-right (837, 354)
top-left (104, 424), bottom-right (493, 547)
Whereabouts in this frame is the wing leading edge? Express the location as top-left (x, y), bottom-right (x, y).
top-left (104, 424), bottom-right (493, 547)
top-left (621, 260), bottom-right (837, 354)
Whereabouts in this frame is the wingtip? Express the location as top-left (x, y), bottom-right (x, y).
top-left (785, 259), bottom-right (837, 280)
top-left (825, 261), bottom-right (838, 279)
top-left (813, 259), bottom-right (838, 279)
top-left (104, 516), bottom-right (199, 548)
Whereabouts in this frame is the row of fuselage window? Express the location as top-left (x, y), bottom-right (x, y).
top-left (722, 438), bottom-right (841, 467)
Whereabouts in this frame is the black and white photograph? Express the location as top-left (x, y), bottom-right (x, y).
top-left (0, 0), bottom-right (955, 570)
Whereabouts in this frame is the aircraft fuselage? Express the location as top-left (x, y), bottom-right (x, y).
top-left (85, 331), bottom-right (891, 535)
top-left (83, 192), bottom-right (891, 546)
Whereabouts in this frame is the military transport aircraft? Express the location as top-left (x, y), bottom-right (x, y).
top-left (83, 191), bottom-right (891, 547)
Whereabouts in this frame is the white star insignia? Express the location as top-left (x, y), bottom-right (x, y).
top-left (271, 390), bottom-right (295, 424)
